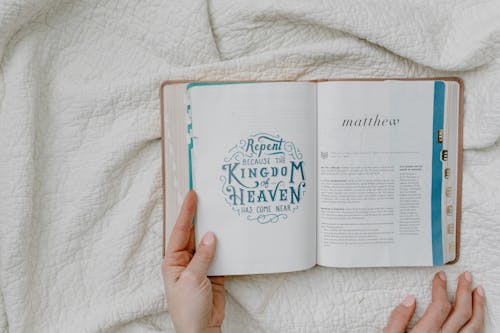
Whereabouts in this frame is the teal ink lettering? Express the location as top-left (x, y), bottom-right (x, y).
top-left (290, 161), bottom-right (305, 183)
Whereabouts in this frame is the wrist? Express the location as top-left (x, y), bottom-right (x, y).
top-left (205, 327), bottom-right (222, 333)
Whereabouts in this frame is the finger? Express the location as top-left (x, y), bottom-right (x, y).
top-left (183, 232), bottom-right (217, 282)
top-left (210, 276), bottom-right (225, 305)
top-left (413, 271), bottom-right (452, 332)
top-left (166, 191), bottom-right (197, 255)
top-left (460, 286), bottom-right (485, 333)
top-left (442, 272), bottom-right (473, 333)
top-left (383, 294), bottom-right (416, 333)
top-left (188, 223), bottom-right (196, 252)
top-left (209, 276), bottom-right (225, 287)
top-left (210, 276), bottom-right (226, 326)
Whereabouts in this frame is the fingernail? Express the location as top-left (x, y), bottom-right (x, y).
top-left (402, 294), bottom-right (415, 307)
top-left (438, 271), bottom-right (447, 281)
top-left (464, 271), bottom-right (472, 282)
top-left (477, 285), bottom-right (485, 297)
top-left (202, 232), bottom-right (215, 245)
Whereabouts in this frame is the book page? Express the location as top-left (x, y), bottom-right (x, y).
top-left (316, 81), bottom-right (437, 267)
top-left (162, 83), bottom-right (190, 258)
top-left (188, 82), bottom-right (317, 275)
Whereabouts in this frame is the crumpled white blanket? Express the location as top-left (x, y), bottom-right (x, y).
top-left (1, 1), bottom-right (499, 332)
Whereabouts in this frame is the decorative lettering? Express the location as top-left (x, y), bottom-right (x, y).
top-left (220, 133), bottom-right (306, 224)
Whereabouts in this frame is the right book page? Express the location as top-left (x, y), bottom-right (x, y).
top-left (316, 80), bottom-right (452, 267)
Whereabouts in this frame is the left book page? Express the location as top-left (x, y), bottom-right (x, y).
top-left (183, 82), bottom-right (317, 276)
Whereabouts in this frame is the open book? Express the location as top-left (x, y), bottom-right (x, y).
top-left (161, 79), bottom-right (463, 276)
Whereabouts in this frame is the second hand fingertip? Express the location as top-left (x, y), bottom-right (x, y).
top-left (438, 270), bottom-right (447, 281)
top-left (402, 294), bottom-right (416, 308)
top-left (477, 285), bottom-right (485, 297)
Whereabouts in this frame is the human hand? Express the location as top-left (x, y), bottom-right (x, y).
top-left (384, 271), bottom-right (485, 333)
top-left (163, 191), bottom-right (225, 333)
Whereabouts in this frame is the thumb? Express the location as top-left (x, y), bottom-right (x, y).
top-left (184, 232), bottom-right (216, 281)
top-left (383, 295), bottom-right (416, 333)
